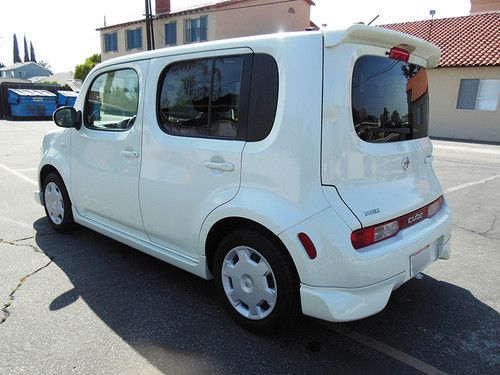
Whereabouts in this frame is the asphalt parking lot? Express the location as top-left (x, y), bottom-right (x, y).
top-left (0, 120), bottom-right (498, 374)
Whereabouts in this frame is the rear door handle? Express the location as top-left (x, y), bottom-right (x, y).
top-left (121, 150), bottom-right (139, 159)
top-left (425, 155), bottom-right (434, 165)
top-left (204, 161), bottom-right (235, 172)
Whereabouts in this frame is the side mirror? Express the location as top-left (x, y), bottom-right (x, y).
top-left (53, 107), bottom-right (81, 129)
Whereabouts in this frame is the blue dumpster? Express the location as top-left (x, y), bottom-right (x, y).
top-left (7, 89), bottom-right (57, 118)
top-left (57, 90), bottom-right (78, 107)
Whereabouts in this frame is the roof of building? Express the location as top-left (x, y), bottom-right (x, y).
top-left (380, 12), bottom-right (500, 67)
top-left (0, 62), bottom-right (51, 72)
top-left (30, 72), bottom-right (73, 85)
top-left (97, 0), bottom-right (315, 31)
top-left (0, 77), bottom-right (31, 84)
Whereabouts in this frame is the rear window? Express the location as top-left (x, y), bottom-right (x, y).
top-left (352, 55), bottom-right (429, 143)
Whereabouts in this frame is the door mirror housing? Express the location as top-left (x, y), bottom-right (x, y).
top-left (53, 107), bottom-right (81, 129)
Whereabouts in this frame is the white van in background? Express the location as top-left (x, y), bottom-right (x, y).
top-left (37, 24), bottom-right (451, 332)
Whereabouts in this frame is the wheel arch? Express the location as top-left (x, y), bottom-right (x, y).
top-left (204, 216), bottom-right (300, 282)
top-left (39, 162), bottom-right (72, 204)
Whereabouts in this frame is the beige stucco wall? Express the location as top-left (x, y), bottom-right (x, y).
top-left (428, 66), bottom-right (500, 142)
top-left (100, 0), bottom-right (311, 61)
top-left (213, 0), bottom-right (311, 39)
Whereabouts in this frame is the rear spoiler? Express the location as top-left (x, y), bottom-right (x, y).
top-left (323, 24), bottom-right (441, 68)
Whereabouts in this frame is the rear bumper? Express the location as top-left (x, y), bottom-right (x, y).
top-left (300, 234), bottom-right (451, 322)
top-left (279, 200), bottom-right (452, 322)
top-left (300, 273), bottom-right (405, 322)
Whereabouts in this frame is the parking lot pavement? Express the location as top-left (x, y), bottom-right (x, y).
top-left (0, 120), bottom-right (498, 374)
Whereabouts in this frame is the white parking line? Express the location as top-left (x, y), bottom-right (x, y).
top-left (0, 163), bottom-right (37, 186)
top-left (14, 167), bottom-right (38, 172)
top-left (324, 323), bottom-right (448, 374)
top-left (434, 144), bottom-right (500, 156)
top-left (444, 175), bottom-right (499, 194)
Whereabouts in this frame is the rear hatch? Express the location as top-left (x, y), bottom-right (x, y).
top-left (321, 25), bottom-right (443, 228)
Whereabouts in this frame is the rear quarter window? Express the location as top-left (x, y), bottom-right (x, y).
top-left (352, 55), bottom-right (429, 143)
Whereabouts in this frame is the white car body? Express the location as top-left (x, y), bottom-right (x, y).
top-left (36, 25), bottom-right (451, 323)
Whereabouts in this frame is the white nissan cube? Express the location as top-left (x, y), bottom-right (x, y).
top-left (36, 25), bottom-right (451, 332)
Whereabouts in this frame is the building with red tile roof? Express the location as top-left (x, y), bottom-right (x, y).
top-left (381, 13), bottom-right (499, 68)
top-left (381, 4), bottom-right (500, 143)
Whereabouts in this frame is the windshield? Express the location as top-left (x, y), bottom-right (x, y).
top-left (352, 55), bottom-right (429, 143)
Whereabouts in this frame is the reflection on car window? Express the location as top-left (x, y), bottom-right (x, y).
top-left (158, 56), bottom-right (242, 139)
top-left (209, 57), bottom-right (242, 138)
top-left (352, 55), bottom-right (429, 143)
top-left (84, 69), bottom-right (139, 131)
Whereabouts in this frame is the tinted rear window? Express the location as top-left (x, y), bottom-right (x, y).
top-left (352, 55), bottom-right (429, 143)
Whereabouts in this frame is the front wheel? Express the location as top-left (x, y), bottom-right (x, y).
top-left (214, 228), bottom-right (301, 332)
top-left (42, 173), bottom-right (75, 232)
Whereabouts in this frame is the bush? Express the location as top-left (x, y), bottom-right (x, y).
top-left (74, 54), bottom-right (101, 81)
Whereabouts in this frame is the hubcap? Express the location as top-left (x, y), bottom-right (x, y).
top-left (44, 182), bottom-right (64, 225)
top-left (221, 246), bottom-right (277, 320)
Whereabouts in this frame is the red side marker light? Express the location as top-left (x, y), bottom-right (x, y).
top-left (298, 232), bottom-right (317, 259)
top-left (388, 47), bottom-right (410, 62)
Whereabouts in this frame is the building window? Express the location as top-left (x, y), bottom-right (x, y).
top-left (165, 22), bottom-right (177, 46)
top-left (104, 33), bottom-right (118, 52)
top-left (457, 79), bottom-right (500, 111)
top-left (183, 16), bottom-right (207, 44)
top-left (126, 28), bottom-right (142, 50)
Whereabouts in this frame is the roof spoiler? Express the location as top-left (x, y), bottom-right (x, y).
top-left (323, 24), bottom-right (441, 68)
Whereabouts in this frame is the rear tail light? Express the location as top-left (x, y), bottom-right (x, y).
top-left (427, 196), bottom-right (444, 217)
top-left (351, 196), bottom-right (444, 250)
top-left (388, 47), bottom-right (410, 62)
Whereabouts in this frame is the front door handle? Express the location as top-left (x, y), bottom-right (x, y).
top-left (425, 155), bottom-right (434, 165)
top-left (204, 161), bottom-right (235, 172)
top-left (121, 150), bottom-right (139, 159)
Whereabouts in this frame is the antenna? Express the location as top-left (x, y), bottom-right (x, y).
top-left (428, 10), bottom-right (436, 39)
top-left (367, 15), bottom-right (379, 26)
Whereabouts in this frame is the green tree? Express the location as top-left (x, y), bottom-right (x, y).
top-left (13, 34), bottom-right (21, 63)
top-left (74, 54), bottom-right (101, 81)
top-left (23, 35), bottom-right (29, 62)
top-left (30, 41), bottom-right (37, 63)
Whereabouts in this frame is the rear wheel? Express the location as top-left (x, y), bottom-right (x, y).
top-left (42, 173), bottom-right (75, 232)
top-left (214, 228), bottom-right (300, 332)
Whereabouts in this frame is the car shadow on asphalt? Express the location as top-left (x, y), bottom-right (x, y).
top-left (33, 218), bottom-right (499, 375)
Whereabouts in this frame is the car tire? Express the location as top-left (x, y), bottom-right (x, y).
top-left (214, 227), bottom-right (301, 332)
top-left (42, 172), bottom-right (75, 232)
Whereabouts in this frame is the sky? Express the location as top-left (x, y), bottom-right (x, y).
top-left (0, 0), bottom-right (471, 73)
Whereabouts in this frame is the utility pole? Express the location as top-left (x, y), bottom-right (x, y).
top-left (144, 0), bottom-right (155, 51)
top-left (150, 0), bottom-right (155, 50)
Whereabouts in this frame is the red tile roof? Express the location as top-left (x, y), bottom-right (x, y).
top-left (380, 12), bottom-right (500, 67)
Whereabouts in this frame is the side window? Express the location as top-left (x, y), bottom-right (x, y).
top-left (158, 56), bottom-right (243, 139)
top-left (246, 54), bottom-right (279, 142)
top-left (84, 69), bottom-right (139, 131)
top-left (210, 57), bottom-right (242, 138)
top-left (158, 59), bottom-right (212, 137)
